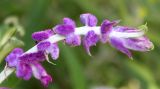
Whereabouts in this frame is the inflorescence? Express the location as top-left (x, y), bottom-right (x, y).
top-left (4, 13), bottom-right (154, 87)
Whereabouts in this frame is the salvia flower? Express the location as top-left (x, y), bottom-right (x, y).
top-left (100, 19), bottom-right (119, 43)
top-left (101, 20), bottom-right (154, 58)
top-left (32, 29), bottom-right (60, 61)
top-left (32, 29), bottom-right (54, 42)
top-left (54, 17), bottom-right (81, 46)
top-left (37, 41), bottom-right (59, 60)
top-left (80, 13), bottom-right (99, 55)
top-left (3, 13), bottom-right (154, 87)
top-left (80, 13), bottom-right (98, 26)
top-left (83, 30), bottom-right (99, 56)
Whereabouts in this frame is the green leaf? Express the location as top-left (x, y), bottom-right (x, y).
top-left (0, 27), bottom-right (17, 49)
top-left (0, 37), bottom-right (24, 63)
top-left (60, 45), bottom-right (87, 89)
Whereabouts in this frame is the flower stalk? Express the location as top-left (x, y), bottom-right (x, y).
top-left (0, 13), bottom-right (154, 87)
top-left (0, 68), bottom-right (15, 84)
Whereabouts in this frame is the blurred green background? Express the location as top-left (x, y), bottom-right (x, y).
top-left (0, 0), bottom-right (160, 89)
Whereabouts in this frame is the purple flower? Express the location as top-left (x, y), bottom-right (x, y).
top-left (100, 19), bottom-right (119, 43)
top-left (80, 13), bottom-right (98, 26)
top-left (80, 13), bottom-right (99, 55)
top-left (5, 48), bottom-right (53, 86)
top-left (101, 20), bottom-right (154, 58)
top-left (32, 29), bottom-right (54, 42)
top-left (32, 28), bottom-right (60, 60)
top-left (37, 41), bottom-right (59, 60)
top-left (19, 51), bottom-right (46, 63)
top-left (65, 34), bottom-right (81, 46)
top-left (5, 48), bottom-right (23, 67)
top-left (54, 17), bottom-right (75, 36)
top-left (123, 36), bottom-right (153, 51)
top-left (83, 31), bottom-right (99, 56)
top-left (63, 17), bottom-right (76, 27)
top-left (54, 17), bottom-right (81, 46)
top-left (31, 62), bottom-right (52, 87)
top-left (54, 24), bottom-right (74, 36)
top-left (16, 62), bottom-right (32, 80)
top-left (37, 41), bottom-right (51, 51)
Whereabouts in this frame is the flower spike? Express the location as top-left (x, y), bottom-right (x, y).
top-left (2, 13), bottom-right (154, 87)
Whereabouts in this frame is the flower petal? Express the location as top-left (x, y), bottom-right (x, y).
top-left (80, 13), bottom-right (98, 26)
top-left (32, 29), bottom-right (54, 41)
top-left (11, 48), bottom-right (24, 55)
top-left (16, 62), bottom-right (32, 80)
top-left (31, 62), bottom-right (52, 87)
top-left (123, 36), bottom-right (154, 51)
top-left (40, 75), bottom-right (52, 87)
top-left (19, 51), bottom-right (46, 63)
top-left (63, 17), bottom-right (76, 27)
top-left (83, 31), bottom-right (99, 56)
top-left (5, 48), bottom-right (24, 67)
top-left (5, 54), bottom-right (17, 67)
top-left (37, 41), bottom-right (59, 60)
top-left (54, 24), bottom-right (74, 36)
top-left (65, 34), bottom-right (81, 46)
top-left (47, 43), bottom-right (59, 60)
top-left (100, 19), bottom-right (118, 43)
top-left (109, 37), bottom-right (132, 58)
top-left (37, 41), bottom-right (51, 51)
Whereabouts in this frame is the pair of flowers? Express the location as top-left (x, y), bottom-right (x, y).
top-left (5, 13), bottom-right (154, 87)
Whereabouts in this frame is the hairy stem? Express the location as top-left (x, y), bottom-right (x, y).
top-left (0, 67), bottom-right (15, 84)
top-left (0, 26), bottom-right (144, 84)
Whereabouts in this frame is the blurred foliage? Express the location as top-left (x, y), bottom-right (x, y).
top-left (0, 16), bottom-right (24, 88)
top-left (0, 16), bottom-right (24, 63)
top-left (0, 0), bottom-right (160, 89)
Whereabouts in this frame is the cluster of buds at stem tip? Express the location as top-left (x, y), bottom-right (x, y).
top-left (4, 13), bottom-right (154, 87)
